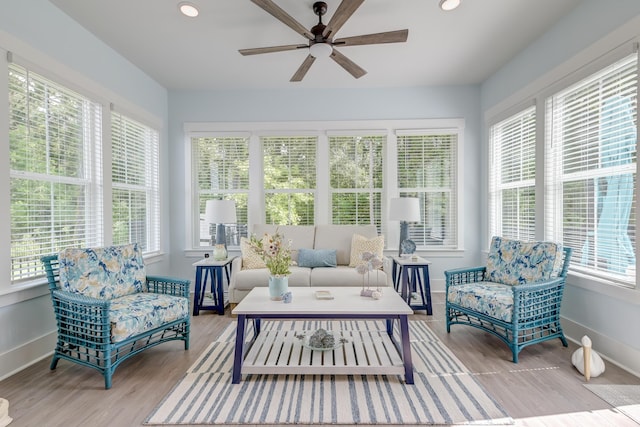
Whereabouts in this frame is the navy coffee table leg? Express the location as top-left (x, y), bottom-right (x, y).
top-left (232, 315), bottom-right (247, 384)
top-left (399, 315), bottom-right (414, 384)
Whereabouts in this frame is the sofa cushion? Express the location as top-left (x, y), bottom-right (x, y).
top-left (298, 248), bottom-right (337, 268)
top-left (485, 236), bottom-right (563, 286)
top-left (240, 237), bottom-right (267, 269)
top-left (234, 266), bottom-right (311, 290)
top-left (109, 293), bottom-right (189, 343)
top-left (58, 244), bottom-right (146, 300)
top-left (447, 281), bottom-right (513, 322)
top-left (314, 224), bottom-right (378, 266)
top-left (310, 266), bottom-right (387, 288)
top-left (348, 234), bottom-right (385, 267)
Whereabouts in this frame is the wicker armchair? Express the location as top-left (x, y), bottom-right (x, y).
top-left (41, 244), bottom-right (190, 389)
top-left (445, 237), bottom-right (572, 362)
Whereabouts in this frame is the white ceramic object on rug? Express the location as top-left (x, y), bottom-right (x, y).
top-left (571, 335), bottom-right (605, 380)
top-left (0, 398), bottom-right (12, 427)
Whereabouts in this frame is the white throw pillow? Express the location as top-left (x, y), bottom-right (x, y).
top-left (348, 234), bottom-right (384, 267)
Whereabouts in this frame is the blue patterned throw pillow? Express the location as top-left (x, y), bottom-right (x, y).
top-left (485, 236), bottom-right (562, 286)
top-left (297, 249), bottom-right (337, 268)
top-left (58, 243), bottom-right (147, 299)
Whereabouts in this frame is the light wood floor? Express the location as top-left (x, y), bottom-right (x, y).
top-left (1, 293), bottom-right (639, 427)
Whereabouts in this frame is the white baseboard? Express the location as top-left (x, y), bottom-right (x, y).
top-left (561, 316), bottom-right (640, 378)
top-left (0, 331), bottom-right (56, 382)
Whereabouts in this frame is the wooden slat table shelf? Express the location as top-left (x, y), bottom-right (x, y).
top-left (241, 327), bottom-right (405, 376)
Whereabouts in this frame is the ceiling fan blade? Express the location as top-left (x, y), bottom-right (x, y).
top-left (334, 29), bottom-right (409, 47)
top-left (290, 55), bottom-right (316, 82)
top-left (330, 49), bottom-right (366, 79)
top-left (251, 0), bottom-right (314, 40)
top-left (239, 44), bottom-right (308, 56)
top-left (322, 0), bottom-right (365, 39)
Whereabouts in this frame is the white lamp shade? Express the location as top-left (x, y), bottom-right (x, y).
top-left (204, 200), bottom-right (237, 225)
top-left (389, 197), bottom-right (421, 222)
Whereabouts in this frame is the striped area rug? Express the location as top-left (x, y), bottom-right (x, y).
top-left (145, 320), bottom-right (512, 425)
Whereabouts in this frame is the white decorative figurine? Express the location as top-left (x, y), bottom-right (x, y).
top-left (0, 398), bottom-right (12, 427)
top-left (571, 335), bottom-right (605, 381)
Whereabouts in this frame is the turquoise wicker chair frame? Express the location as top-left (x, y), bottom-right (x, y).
top-left (445, 247), bottom-right (572, 363)
top-left (41, 254), bottom-right (191, 389)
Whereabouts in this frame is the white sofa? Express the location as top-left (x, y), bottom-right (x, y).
top-left (229, 224), bottom-right (389, 304)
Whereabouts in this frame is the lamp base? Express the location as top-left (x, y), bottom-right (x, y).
top-left (215, 224), bottom-right (227, 250)
top-left (399, 221), bottom-right (409, 257)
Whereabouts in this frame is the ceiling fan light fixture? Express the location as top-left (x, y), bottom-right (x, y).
top-left (309, 42), bottom-right (333, 59)
top-left (439, 0), bottom-right (461, 11)
top-left (178, 2), bottom-right (199, 18)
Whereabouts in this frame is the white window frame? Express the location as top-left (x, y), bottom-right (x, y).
top-left (8, 62), bottom-right (104, 284)
top-left (190, 133), bottom-right (251, 248)
top-left (328, 132), bottom-right (386, 234)
top-left (544, 52), bottom-right (637, 289)
top-left (0, 47), bottom-right (164, 302)
top-left (488, 104), bottom-right (537, 241)
top-left (183, 119), bottom-right (465, 255)
top-left (111, 110), bottom-right (161, 255)
top-left (485, 40), bottom-right (640, 301)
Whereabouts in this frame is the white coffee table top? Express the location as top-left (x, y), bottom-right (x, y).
top-left (232, 287), bottom-right (413, 316)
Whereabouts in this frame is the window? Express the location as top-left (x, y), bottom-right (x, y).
top-left (185, 119), bottom-right (463, 251)
top-left (111, 112), bottom-right (160, 253)
top-left (489, 106), bottom-right (536, 241)
top-left (262, 136), bottom-right (317, 225)
top-left (193, 136), bottom-right (249, 247)
top-left (397, 132), bottom-right (458, 248)
top-left (329, 134), bottom-right (384, 233)
top-left (9, 63), bottom-right (103, 282)
top-left (545, 53), bottom-right (637, 287)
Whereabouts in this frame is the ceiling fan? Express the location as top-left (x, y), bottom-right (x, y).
top-left (239, 0), bottom-right (409, 82)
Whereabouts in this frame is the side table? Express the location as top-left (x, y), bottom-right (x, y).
top-left (192, 257), bottom-right (235, 315)
top-left (391, 256), bottom-right (433, 315)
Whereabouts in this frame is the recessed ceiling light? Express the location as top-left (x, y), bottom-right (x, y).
top-left (179, 2), bottom-right (199, 18)
top-left (439, 0), bottom-right (461, 11)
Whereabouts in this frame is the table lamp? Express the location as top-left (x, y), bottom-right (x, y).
top-left (204, 199), bottom-right (237, 250)
top-left (389, 197), bottom-right (421, 256)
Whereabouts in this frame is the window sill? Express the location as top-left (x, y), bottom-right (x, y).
top-left (0, 280), bottom-right (49, 308)
top-left (566, 271), bottom-right (640, 304)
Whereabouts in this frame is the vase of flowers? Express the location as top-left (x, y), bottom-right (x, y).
top-left (249, 229), bottom-right (292, 300)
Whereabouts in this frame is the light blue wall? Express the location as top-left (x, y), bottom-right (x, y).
top-left (480, 0), bottom-right (640, 373)
top-left (167, 86), bottom-right (483, 284)
top-left (0, 0), bottom-right (169, 378)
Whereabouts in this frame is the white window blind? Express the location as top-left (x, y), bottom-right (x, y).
top-left (545, 53), bottom-right (637, 287)
top-left (489, 106), bottom-right (536, 241)
top-left (193, 136), bottom-right (249, 246)
top-left (9, 63), bottom-right (103, 282)
top-left (262, 136), bottom-right (317, 225)
top-left (397, 133), bottom-right (458, 248)
top-left (111, 112), bottom-right (160, 253)
top-left (329, 135), bottom-right (384, 233)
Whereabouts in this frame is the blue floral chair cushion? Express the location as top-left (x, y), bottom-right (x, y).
top-left (485, 236), bottom-right (563, 286)
top-left (58, 244), bottom-right (147, 299)
top-left (109, 293), bottom-right (189, 343)
top-left (447, 281), bottom-right (514, 322)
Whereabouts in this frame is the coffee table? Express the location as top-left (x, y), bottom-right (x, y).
top-left (231, 287), bottom-right (414, 384)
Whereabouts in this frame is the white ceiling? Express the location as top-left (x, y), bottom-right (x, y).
top-left (49, 0), bottom-right (583, 91)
